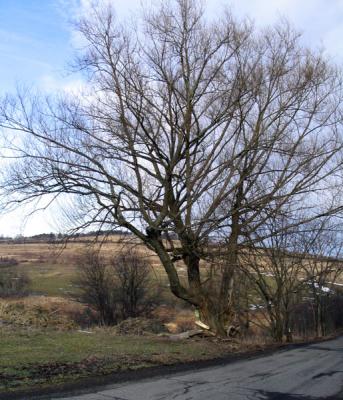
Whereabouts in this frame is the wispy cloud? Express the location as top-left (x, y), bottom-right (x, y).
top-left (230, 0), bottom-right (343, 61)
top-left (39, 74), bottom-right (86, 95)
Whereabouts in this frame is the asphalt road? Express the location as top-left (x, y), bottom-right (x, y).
top-left (54, 336), bottom-right (343, 400)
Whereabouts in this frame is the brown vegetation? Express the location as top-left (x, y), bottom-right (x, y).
top-left (0, 296), bottom-right (91, 330)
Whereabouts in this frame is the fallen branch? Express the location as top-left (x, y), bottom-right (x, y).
top-left (168, 329), bottom-right (216, 341)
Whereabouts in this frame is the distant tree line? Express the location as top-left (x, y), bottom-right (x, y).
top-left (0, 230), bottom-right (133, 244)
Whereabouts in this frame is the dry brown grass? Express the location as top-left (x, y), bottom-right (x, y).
top-left (0, 296), bottom-right (91, 330)
top-left (0, 236), bottom-right (150, 260)
top-left (152, 305), bottom-right (196, 333)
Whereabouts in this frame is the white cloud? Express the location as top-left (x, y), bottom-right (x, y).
top-left (228, 0), bottom-right (343, 62)
top-left (39, 74), bottom-right (86, 95)
top-left (57, 0), bottom-right (141, 23)
top-left (323, 24), bottom-right (343, 61)
top-left (57, 0), bottom-right (343, 64)
top-left (0, 205), bottom-right (61, 237)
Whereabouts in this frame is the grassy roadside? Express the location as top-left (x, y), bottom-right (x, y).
top-left (0, 327), bottom-right (242, 392)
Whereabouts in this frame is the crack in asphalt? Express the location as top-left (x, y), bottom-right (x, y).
top-left (312, 370), bottom-right (343, 379)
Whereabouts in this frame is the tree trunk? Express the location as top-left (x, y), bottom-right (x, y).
top-left (314, 299), bottom-right (323, 337)
top-left (271, 315), bottom-right (284, 342)
top-left (274, 325), bottom-right (283, 342)
top-left (284, 312), bottom-right (293, 343)
top-left (198, 297), bottom-right (231, 337)
top-left (150, 236), bottom-right (237, 337)
top-left (319, 298), bottom-right (326, 337)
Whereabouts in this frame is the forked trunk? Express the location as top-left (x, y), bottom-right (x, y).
top-left (151, 237), bottom-right (237, 337)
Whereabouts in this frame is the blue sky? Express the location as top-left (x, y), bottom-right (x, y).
top-left (0, 0), bottom-right (72, 94)
top-left (1, 0), bottom-right (343, 236)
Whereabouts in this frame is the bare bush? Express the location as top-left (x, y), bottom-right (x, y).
top-left (76, 249), bottom-right (153, 325)
top-left (110, 252), bottom-right (152, 320)
top-left (76, 251), bottom-right (118, 325)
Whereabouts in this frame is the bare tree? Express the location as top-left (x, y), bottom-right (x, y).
top-left (243, 216), bottom-right (343, 341)
top-left (1, 0), bottom-right (343, 335)
top-left (241, 215), bottom-right (305, 342)
top-left (299, 220), bottom-right (343, 337)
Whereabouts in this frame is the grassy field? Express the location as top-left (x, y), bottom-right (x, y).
top-left (0, 242), bottom-right (82, 297)
top-left (2, 239), bottom-right (340, 298)
top-left (0, 326), bottom-right (244, 392)
top-left (0, 238), bottom-right (164, 297)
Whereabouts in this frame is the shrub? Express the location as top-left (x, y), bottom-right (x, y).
top-left (110, 252), bottom-right (152, 320)
top-left (76, 251), bottom-right (117, 325)
top-left (76, 249), bottom-right (153, 326)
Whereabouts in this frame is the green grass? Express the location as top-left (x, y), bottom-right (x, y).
top-left (18, 262), bottom-right (78, 297)
top-left (0, 327), bottom-right (238, 392)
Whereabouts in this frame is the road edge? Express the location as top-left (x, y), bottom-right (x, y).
top-left (1, 333), bottom-right (341, 400)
